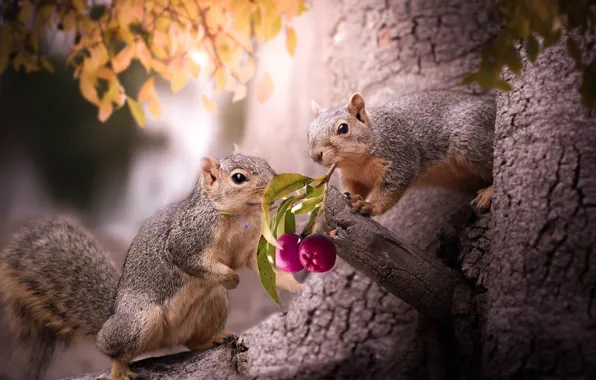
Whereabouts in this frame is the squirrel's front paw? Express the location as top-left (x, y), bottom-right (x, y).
top-left (212, 331), bottom-right (238, 346)
top-left (345, 193), bottom-right (373, 217)
top-left (471, 185), bottom-right (493, 210)
top-left (223, 272), bottom-right (240, 290)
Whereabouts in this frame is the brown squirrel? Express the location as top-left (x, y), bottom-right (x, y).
top-left (0, 153), bottom-right (302, 380)
top-left (307, 90), bottom-right (496, 216)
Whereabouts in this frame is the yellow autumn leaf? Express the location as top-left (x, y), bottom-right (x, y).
top-left (256, 72), bottom-right (274, 103)
top-left (215, 68), bottom-right (227, 91)
top-left (170, 72), bottom-right (189, 93)
top-left (277, 0), bottom-right (300, 21)
top-left (104, 79), bottom-right (122, 104)
top-left (40, 57), bottom-right (54, 73)
top-left (232, 84), bottom-right (247, 103)
top-left (183, 1), bottom-right (200, 19)
top-left (72, 0), bottom-right (88, 11)
top-left (29, 32), bottom-right (39, 52)
top-left (98, 100), bottom-right (113, 122)
top-left (188, 59), bottom-right (201, 78)
top-left (39, 4), bottom-right (55, 21)
top-left (154, 16), bottom-right (171, 32)
top-left (112, 44), bottom-right (134, 73)
top-left (261, 8), bottom-right (282, 42)
top-left (138, 77), bottom-right (157, 104)
top-left (134, 39), bottom-right (152, 73)
top-left (19, 1), bottom-right (35, 23)
top-left (148, 98), bottom-right (163, 119)
top-left (297, 0), bottom-right (308, 14)
top-left (95, 66), bottom-right (117, 81)
top-left (13, 52), bottom-right (38, 73)
top-left (62, 11), bottom-right (77, 33)
top-left (286, 27), bottom-right (297, 56)
top-left (127, 97), bottom-right (146, 127)
top-left (238, 57), bottom-right (256, 83)
top-left (201, 94), bottom-right (217, 113)
top-left (80, 75), bottom-right (100, 105)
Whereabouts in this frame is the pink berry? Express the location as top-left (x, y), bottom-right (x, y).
top-left (298, 234), bottom-right (337, 273)
top-left (275, 233), bottom-right (304, 273)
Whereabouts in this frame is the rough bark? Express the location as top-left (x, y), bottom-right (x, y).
top-left (484, 35), bottom-right (596, 378)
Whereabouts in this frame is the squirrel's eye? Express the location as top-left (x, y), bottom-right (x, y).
top-left (231, 173), bottom-right (248, 184)
top-left (337, 123), bottom-right (349, 135)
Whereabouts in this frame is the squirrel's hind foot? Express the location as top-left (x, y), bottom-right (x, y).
top-left (343, 192), bottom-right (373, 217)
top-left (109, 359), bottom-right (136, 380)
top-left (471, 185), bottom-right (493, 210)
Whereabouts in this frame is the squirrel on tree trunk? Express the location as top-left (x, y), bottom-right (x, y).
top-left (307, 90), bottom-right (496, 216)
top-left (0, 153), bottom-right (302, 380)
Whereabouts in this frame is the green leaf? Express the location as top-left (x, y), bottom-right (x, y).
top-left (475, 64), bottom-right (498, 89)
top-left (127, 97), bottom-right (146, 127)
top-left (284, 211), bottom-right (296, 234)
top-left (296, 184), bottom-right (311, 195)
top-left (261, 174), bottom-right (313, 248)
top-left (261, 211), bottom-right (281, 249)
top-left (460, 72), bottom-right (477, 86)
top-left (542, 29), bottom-right (562, 49)
top-left (302, 205), bottom-right (321, 236)
top-left (273, 196), bottom-right (296, 231)
top-left (292, 194), bottom-right (323, 214)
top-left (263, 174), bottom-right (313, 205)
top-left (509, 14), bottom-right (530, 39)
top-left (502, 45), bottom-right (523, 76)
top-left (306, 184), bottom-right (325, 198)
top-left (566, 37), bottom-right (582, 67)
top-left (292, 185), bottom-right (324, 214)
top-left (266, 240), bottom-right (276, 267)
top-left (525, 35), bottom-right (540, 63)
top-left (276, 211), bottom-right (286, 237)
top-left (256, 239), bottom-right (280, 305)
top-left (494, 78), bottom-right (513, 92)
top-left (219, 211), bottom-right (234, 216)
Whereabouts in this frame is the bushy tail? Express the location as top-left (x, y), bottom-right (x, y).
top-left (0, 217), bottom-right (120, 380)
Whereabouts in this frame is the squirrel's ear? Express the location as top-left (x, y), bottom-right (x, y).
top-left (311, 100), bottom-right (321, 117)
top-left (200, 157), bottom-right (220, 187)
top-left (232, 143), bottom-right (241, 155)
top-left (347, 93), bottom-right (365, 117)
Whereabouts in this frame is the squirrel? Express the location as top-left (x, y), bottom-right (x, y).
top-left (0, 153), bottom-right (302, 380)
top-left (307, 90), bottom-right (496, 217)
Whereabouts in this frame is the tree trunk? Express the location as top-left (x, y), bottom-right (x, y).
top-left (484, 34), bottom-right (596, 378)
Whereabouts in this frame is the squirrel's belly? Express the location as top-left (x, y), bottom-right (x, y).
top-left (160, 282), bottom-right (228, 347)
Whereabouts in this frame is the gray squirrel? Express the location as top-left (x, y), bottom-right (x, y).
top-left (307, 90), bottom-right (496, 216)
top-left (0, 153), bottom-right (302, 380)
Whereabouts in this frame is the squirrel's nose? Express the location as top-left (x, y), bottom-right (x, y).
top-left (311, 150), bottom-right (323, 163)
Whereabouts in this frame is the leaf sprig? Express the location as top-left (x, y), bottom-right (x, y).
top-left (0, 0), bottom-right (308, 125)
top-left (463, 0), bottom-right (596, 107)
top-left (257, 163), bottom-right (337, 305)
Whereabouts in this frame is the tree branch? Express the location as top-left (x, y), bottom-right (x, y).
top-left (324, 186), bottom-right (469, 322)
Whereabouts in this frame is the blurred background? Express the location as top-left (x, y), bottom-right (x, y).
top-left (0, 5), bottom-right (328, 380)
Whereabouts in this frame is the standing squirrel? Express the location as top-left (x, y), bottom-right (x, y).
top-left (0, 153), bottom-right (302, 380)
top-left (307, 90), bottom-right (496, 216)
